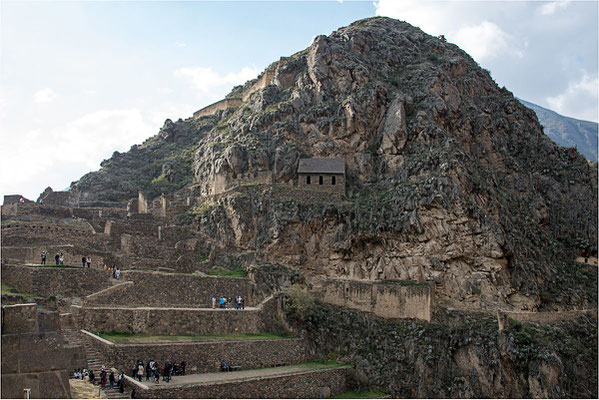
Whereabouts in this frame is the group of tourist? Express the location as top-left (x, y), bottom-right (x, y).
top-left (53, 252), bottom-right (64, 265)
top-left (132, 359), bottom-right (186, 384)
top-left (81, 256), bottom-right (92, 268)
top-left (72, 368), bottom-right (126, 393)
top-left (211, 295), bottom-right (245, 309)
top-left (104, 264), bottom-right (121, 279)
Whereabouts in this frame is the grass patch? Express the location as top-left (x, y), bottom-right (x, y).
top-left (97, 331), bottom-right (294, 344)
top-left (302, 359), bottom-right (346, 367)
top-left (1, 282), bottom-right (37, 297)
top-left (207, 268), bottom-right (247, 277)
top-left (332, 390), bottom-right (389, 399)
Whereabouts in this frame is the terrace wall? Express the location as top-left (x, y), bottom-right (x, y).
top-left (85, 271), bottom-right (257, 308)
top-left (0, 265), bottom-right (112, 298)
top-left (132, 367), bottom-right (350, 399)
top-left (75, 296), bottom-right (282, 335)
top-left (83, 332), bottom-right (309, 375)
top-left (322, 279), bottom-right (434, 321)
top-left (1, 304), bottom-right (76, 399)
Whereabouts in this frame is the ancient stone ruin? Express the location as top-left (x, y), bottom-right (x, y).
top-left (2, 16), bottom-right (597, 399)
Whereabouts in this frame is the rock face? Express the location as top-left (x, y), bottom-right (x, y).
top-left (68, 17), bottom-right (597, 311)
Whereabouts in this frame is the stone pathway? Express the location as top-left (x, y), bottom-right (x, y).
top-left (82, 305), bottom-right (259, 311)
top-left (132, 364), bottom-right (345, 388)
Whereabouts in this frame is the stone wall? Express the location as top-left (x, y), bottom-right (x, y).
top-left (242, 70), bottom-right (277, 101)
top-left (297, 173), bottom-right (345, 195)
top-left (85, 271), bottom-right (257, 308)
top-left (1, 265), bottom-right (112, 298)
top-left (2, 244), bottom-right (111, 268)
top-left (132, 366), bottom-right (350, 399)
top-left (39, 191), bottom-right (71, 207)
top-left (76, 306), bottom-right (263, 335)
top-left (83, 331), bottom-right (310, 374)
top-left (500, 308), bottom-right (598, 326)
top-left (1, 304), bottom-right (73, 398)
top-left (210, 170), bottom-right (273, 195)
top-left (76, 296), bottom-right (281, 335)
top-left (322, 279), bottom-right (434, 321)
top-left (3, 195), bottom-right (27, 205)
top-left (193, 98), bottom-right (242, 119)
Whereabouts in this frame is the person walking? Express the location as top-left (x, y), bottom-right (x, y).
top-left (100, 369), bottom-right (107, 389)
top-left (59, 252), bottom-right (64, 265)
top-left (137, 364), bottom-right (144, 382)
top-left (118, 372), bottom-right (125, 393)
top-left (82, 256), bottom-right (86, 268)
top-left (109, 371), bottom-right (115, 389)
top-left (41, 251), bottom-right (46, 265)
top-left (212, 296), bottom-right (216, 309)
top-left (55, 253), bottom-right (60, 265)
top-left (87, 256), bottom-right (91, 268)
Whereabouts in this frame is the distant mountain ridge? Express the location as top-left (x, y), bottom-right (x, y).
top-left (518, 98), bottom-right (598, 161)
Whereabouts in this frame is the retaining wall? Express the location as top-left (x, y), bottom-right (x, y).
top-left (76, 296), bottom-right (281, 335)
top-left (322, 279), bottom-right (434, 321)
top-left (193, 98), bottom-right (242, 119)
top-left (500, 308), bottom-right (598, 326)
top-left (76, 306), bottom-right (263, 335)
top-left (85, 271), bottom-right (257, 308)
top-left (1, 304), bottom-right (74, 398)
top-left (0, 265), bottom-right (112, 298)
top-left (1, 245), bottom-right (108, 268)
top-left (132, 366), bottom-right (350, 399)
top-left (83, 331), bottom-right (309, 375)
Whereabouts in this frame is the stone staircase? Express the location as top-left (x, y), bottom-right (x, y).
top-left (60, 313), bottom-right (130, 399)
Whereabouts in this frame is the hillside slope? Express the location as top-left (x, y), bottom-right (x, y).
top-left (68, 17), bottom-right (597, 311)
top-left (519, 98), bottom-right (598, 161)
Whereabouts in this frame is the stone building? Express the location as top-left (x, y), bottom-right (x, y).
top-left (297, 158), bottom-right (345, 195)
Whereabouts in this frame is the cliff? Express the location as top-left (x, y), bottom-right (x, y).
top-left (67, 17), bottom-right (597, 312)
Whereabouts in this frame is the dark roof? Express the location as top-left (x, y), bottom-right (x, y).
top-left (297, 158), bottom-right (345, 174)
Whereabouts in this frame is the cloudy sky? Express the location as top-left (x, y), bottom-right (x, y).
top-left (1, 0), bottom-right (597, 201)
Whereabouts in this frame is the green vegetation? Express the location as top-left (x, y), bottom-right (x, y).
top-left (98, 331), bottom-right (293, 344)
top-left (1, 282), bottom-right (37, 297)
top-left (332, 390), bottom-right (389, 399)
top-left (207, 268), bottom-right (247, 277)
top-left (301, 359), bottom-right (347, 368)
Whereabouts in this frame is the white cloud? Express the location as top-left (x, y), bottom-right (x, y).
top-left (453, 21), bottom-right (520, 62)
top-left (33, 88), bottom-right (56, 103)
top-left (539, 1), bottom-right (571, 16)
top-left (546, 72), bottom-right (599, 122)
top-left (174, 65), bottom-right (259, 96)
top-left (0, 108), bottom-right (156, 199)
top-left (375, 0), bottom-right (524, 62)
top-left (175, 42), bottom-right (186, 48)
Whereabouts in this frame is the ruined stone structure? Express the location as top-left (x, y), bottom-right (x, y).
top-left (1, 304), bottom-right (84, 399)
top-left (297, 158), bottom-right (345, 195)
top-left (193, 98), bottom-right (243, 119)
top-left (37, 187), bottom-right (71, 207)
top-left (320, 279), bottom-right (434, 321)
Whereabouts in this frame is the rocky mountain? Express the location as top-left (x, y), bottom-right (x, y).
top-left (518, 98), bottom-right (598, 161)
top-left (68, 17), bottom-right (597, 312)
